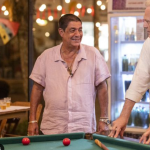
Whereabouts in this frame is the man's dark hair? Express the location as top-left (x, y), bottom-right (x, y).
top-left (58, 14), bottom-right (82, 31)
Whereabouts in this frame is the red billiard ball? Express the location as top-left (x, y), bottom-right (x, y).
top-left (63, 138), bottom-right (71, 146)
top-left (22, 137), bottom-right (30, 145)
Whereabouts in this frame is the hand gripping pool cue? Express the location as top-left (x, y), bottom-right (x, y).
top-left (95, 139), bottom-right (109, 150)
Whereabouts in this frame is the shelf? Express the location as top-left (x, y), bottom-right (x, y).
top-left (121, 71), bottom-right (134, 75)
top-left (120, 41), bottom-right (144, 44)
top-left (125, 127), bottom-right (147, 133)
top-left (109, 126), bottom-right (147, 134)
top-left (120, 99), bottom-right (150, 104)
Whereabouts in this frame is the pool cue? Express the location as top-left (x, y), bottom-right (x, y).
top-left (95, 139), bottom-right (109, 150)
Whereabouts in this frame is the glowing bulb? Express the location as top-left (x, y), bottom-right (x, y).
top-left (98, 26), bottom-right (102, 31)
top-left (4, 10), bottom-right (9, 16)
top-left (36, 18), bottom-right (41, 24)
top-left (74, 11), bottom-right (79, 16)
top-left (76, 3), bottom-right (82, 9)
top-left (36, 18), bottom-right (47, 26)
top-left (95, 22), bottom-right (100, 27)
top-left (41, 4), bottom-right (46, 9)
top-left (1, 6), bottom-right (6, 11)
top-left (39, 4), bottom-right (46, 12)
top-left (65, 0), bottom-right (70, 3)
top-left (39, 7), bottom-right (44, 12)
top-left (87, 8), bottom-right (92, 14)
top-left (101, 5), bottom-right (106, 10)
top-left (97, 0), bottom-right (102, 6)
top-left (39, 19), bottom-right (47, 26)
top-left (57, 5), bottom-right (62, 11)
top-left (45, 32), bottom-right (50, 37)
top-left (48, 16), bottom-right (53, 21)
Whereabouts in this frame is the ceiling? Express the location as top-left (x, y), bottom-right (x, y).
top-left (0, 0), bottom-right (107, 22)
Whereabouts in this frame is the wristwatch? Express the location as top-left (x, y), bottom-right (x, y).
top-left (99, 118), bottom-right (111, 125)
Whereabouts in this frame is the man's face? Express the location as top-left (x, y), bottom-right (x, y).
top-left (59, 21), bottom-right (83, 48)
top-left (143, 7), bottom-right (150, 38)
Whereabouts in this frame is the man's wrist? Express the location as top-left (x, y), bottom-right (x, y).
top-left (99, 118), bottom-right (110, 125)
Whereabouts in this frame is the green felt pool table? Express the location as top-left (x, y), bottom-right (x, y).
top-left (0, 132), bottom-right (149, 150)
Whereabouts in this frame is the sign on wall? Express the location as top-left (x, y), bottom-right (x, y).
top-left (113, 0), bottom-right (146, 10)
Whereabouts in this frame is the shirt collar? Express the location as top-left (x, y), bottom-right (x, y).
top-left (54, 43), bottom-right (87, 62)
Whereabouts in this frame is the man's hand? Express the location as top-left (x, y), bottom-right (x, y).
top-left (139, 127), bottom-right (150, 144)
top-left (28, 123), bottom-right (39, 136)
top-left (108, 116), bottom-right (128, 138)
top-left (97, 121), bottom-right (109, 136)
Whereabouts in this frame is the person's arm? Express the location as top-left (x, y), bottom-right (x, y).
top-left (108, 99), bottom-right (135, 138)
top-left (139, 127), bottom-right (150, 144)
top-left (97, 80), bottom-right (109, 135)
top-left (28, 82), bottom-right (44, 135)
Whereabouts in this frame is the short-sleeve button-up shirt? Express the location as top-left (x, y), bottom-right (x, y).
top-left (125, 37), bottom-right (150, 102)
top-left (30, 43), bottom-right (110, 135)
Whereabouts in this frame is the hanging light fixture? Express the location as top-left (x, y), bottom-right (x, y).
top-left (57, 5), bottom-right (62, 11)
top-left (48, 8), bottom-right (53, 21)
top-left (101, 5), bottom-right (106, 10)
top-left (1, 6), bottom-right (6, 11)
top-left (65, 0), bottom-right (70, 3)
top-left (74, 11), bottom-right (79, 16)
top-left (48, 16), bottom-right (53, 21)
top-left (87, 8), bottom-right (92, 14)
top-left (4, 10), bottom-right (9, 16)
top-left (76, 3), bottom-right (82, 9)
top-left (45, 32), bottom-right (50, 37)
top-left (39, 4), bottom-right (46, 12)
top-left (97, 0), bottom-right (102, 6)
top-left (95, 22), bottom-right (100, 27)
top-left (36, 18), bottom-right (47, 26)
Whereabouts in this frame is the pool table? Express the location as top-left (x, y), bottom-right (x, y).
top-left (0, 132), bottom-right (149, 150)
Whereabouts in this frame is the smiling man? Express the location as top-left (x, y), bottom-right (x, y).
top-left (28, 14), bottom-right (110, 136)
top-left (109, 0), bottom-right (150, 145)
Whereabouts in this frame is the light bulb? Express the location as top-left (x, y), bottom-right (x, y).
top-left (57, 5), bottom-right (62, 11)
top-left (76, 3), bottom-right (82, 9)
top-left (1, 6), bottom-right (6, 11)
top-left (48, 16), bottom-right (53, 21)
top-left (97, 0), bottom-right (102, 6)
top-left (101, 5), bottom-right (106, 10)
top-left (74, 11), bottom-right (79, 16)
top-left (45, 32), bottom-right (50, 37)
top-left (95, 22), bottom-right (100, 27)
top-left (65, 0), bottom-right (70, 3)
top-left (4, 10), bottom-right (9, 16)
top-left (87, 8), bottom-right (92, 14)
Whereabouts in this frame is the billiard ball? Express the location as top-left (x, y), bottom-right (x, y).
top-left (22, 137), bottom-right (30, 145)
top-left (63, 138), bottom-right (71, 146)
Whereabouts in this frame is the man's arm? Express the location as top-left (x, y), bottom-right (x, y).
top-left (28, 82), bottom-right (44, 135)
top-left (139, 127), bottom-right (150, 144)
top-left (108, 99), bottom-right (135, 138)
top-left (97, 80), bottom-right (109, 135)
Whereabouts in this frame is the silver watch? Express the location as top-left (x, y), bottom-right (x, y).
top-left (99, 118), bottom-right (110, 125)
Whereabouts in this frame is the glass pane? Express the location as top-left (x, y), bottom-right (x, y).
top-left (110, 15), bottom-right (150, 129)
top-left (0, 0), bottom-right (28, 102)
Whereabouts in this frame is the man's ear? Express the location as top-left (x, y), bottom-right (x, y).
top-left (58, 28), bottom-right (64, 37)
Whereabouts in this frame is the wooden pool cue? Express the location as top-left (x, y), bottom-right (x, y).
top-left (95, 139), bottom-right (109, 150)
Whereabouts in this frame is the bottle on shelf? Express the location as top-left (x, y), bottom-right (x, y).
top-left (125, 28), bottom-right (130, 41)
top-left (134, 106), bottom-right (140, 126)
top-left (130, 28), bottom-right (135, 41)
top-left (122, 55), bottom-right (128, 71)
top-left (130, 108), bottom-right (136, 126)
